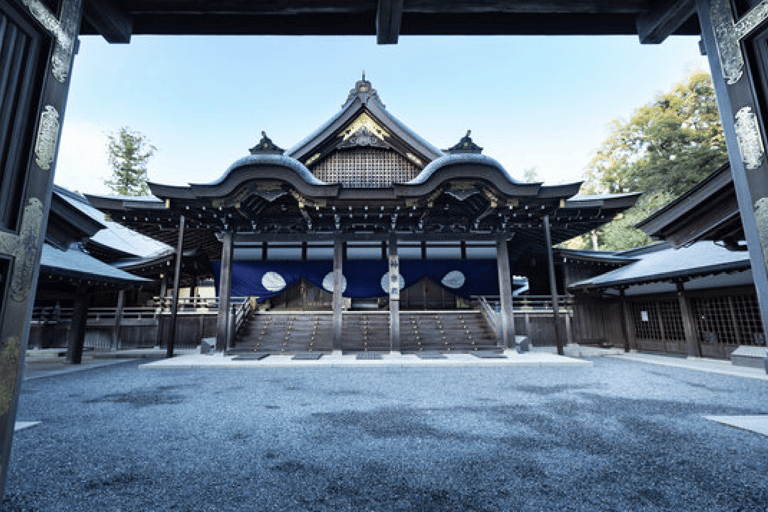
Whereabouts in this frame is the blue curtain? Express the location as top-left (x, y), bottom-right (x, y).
top-left (212, 258), bottom-right (510, 300)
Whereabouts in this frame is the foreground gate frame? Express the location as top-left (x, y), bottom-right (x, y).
top-left (696, 0), bottom-right (768, 360)
top-left (0, 0), bottom-right (83, 494)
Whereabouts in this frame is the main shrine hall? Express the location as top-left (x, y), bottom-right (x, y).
top-left (88, 76), bottom-right (638, 355)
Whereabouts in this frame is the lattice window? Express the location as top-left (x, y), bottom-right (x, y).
top-left (628, 298), bottom-right (683, 341)
top-left (693, 293), bottom-right (765, 346)
top-left (310, 148), bottom-right (420, 188)
top-left (658, 300), bottom-right (685, 341)
top-left (630, 301), bottom-right (662, 340)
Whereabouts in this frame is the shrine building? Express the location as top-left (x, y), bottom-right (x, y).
top-left (88, 76), bottom-right (638, 355)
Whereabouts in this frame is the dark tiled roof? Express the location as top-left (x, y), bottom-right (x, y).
top-left (569, 241), bottom-right (750, 290)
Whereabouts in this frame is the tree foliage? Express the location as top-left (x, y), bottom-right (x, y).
top-left (104, 127), bottom-right (156, 196)
top-left (577, 70), bottom-right (728, 251)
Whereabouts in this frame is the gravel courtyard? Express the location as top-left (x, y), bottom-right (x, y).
top-left (3, 357), bottom-right (768, 511)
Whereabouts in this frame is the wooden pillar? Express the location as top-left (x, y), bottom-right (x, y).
top-left (167, 215), bottom-right (185, 358)
top-left (216, 231), bottom-right (234, 352)
top-left (111, 289), bottom-right (126, 351)
top-left (496, 235), bottom-right (515, 349)
top-left (619, 289), bottom-right (631, 352)
top-left (0, 0), bottom-right (83, 497)
top-left (621, 295), bottom-right (637, 352)
top-left (159, 275), bottom-right (168, 302)
top-left (697, 0), bottom-right (768, 364)
top-left (332, 237), bottom-right (343, 351)
top-left (544, 215), bottom-right (564, 355)
top-left (677, 281), bottom-right (701, 358)
top-left (66, 285), bottom-right (90, 365)
top-left (388, 234), bottom-right (400, 353)
top-left (156, 275), bottom-right (168, 348)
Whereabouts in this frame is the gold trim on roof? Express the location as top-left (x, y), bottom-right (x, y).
top-left (339, 112), bottom-right (389, 142)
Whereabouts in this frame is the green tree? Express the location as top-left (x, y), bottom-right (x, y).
top-left (104, 127), bottom-right (156, 196)
top-left (577, 70), bottom-right (728, 251)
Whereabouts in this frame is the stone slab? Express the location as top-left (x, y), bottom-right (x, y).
top-left (14, 421), bottom-right (41, 432)
top-left (730, 346), bottom-right (767, 369)
top-left (705, 415), bottom-right (768, 437)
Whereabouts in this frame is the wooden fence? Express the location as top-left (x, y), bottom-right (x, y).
top-left (29, 297), bottom-right (252, 351)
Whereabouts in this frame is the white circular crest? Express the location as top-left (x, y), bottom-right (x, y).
top-left (380, 272), bottom-right (406, 293)
top-left (441, 270), bottom-right (466, 289)
top-left (322, 272), bottom-right (347, 293)
top-left (262, 271), bottom-right (286, 292)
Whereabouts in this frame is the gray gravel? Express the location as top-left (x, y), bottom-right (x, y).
top-left (3, 358), bottom-right (768, 511)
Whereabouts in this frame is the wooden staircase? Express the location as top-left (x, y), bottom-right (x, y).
top-left (400, 311), bottom-right (499, 353)
top-left (341, 312), bottom-right (390, 353)
top-left (231, 310), bottom-right (499, 355)
top-left (231, 312), bottom-right (333, 354)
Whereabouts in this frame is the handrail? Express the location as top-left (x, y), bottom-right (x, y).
top-left (476, 296), bottom-right (500, 339)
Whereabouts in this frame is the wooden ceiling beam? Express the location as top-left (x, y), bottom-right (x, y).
top-left (84, 0), bottom-right (133, 43)
top-left (636, 0), bottom-right (696, 44)
top-left (377, 0), bottom-right (404, 44)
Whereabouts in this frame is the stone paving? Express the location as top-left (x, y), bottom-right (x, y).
top-left (3, 347), bottom-right (768, 511)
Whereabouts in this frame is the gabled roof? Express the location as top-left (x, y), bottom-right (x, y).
top-left (635, 164), bottom-right (743, 249)
top-left (286, 75), bottom-right (443, 168)
top-left (40, 243), bottom-right (151, 287)
top-left (59, 187), bottom-right (171, 261)
top-left (568, 241), bottom-right (751, 292)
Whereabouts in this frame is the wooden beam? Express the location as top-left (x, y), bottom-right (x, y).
top-left (376, 0), bottom-right (404, 44)
top-left (66, 285), bottom-right (91, 365)
top-left (332, 238), bottom-right (343, 350)
top-left (388, 234), bottom-right (400, 352)
top-left (637, 0), bottom-right (696, 44)
top-left (496, 236), bottom-right (514, 349)
top-left (216, 231), bottom-right (234, 352)
top-left (167, 215), bottom-right (185, 358)
top-left (83, 0), bottom-right (133, 43)
top-left (543, 215), bottom-right (564, 355)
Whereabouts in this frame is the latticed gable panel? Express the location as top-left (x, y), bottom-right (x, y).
top-left (310, 148), bottom-right (420, 188)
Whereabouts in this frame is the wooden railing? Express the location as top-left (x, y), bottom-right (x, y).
top-left (30, 297), bottom-right (254, 350)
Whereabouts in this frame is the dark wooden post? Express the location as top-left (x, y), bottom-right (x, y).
top-left (0, 0), bottom-right (83, 496)
top-left (496, 235), bottom-right (514, 349)
top-left (388, 234), bottom-right (400, 353)
top-left (621, 295), bottom-right (636, 352)
top-left (112, 289), bottom-right (126, 351)
top-left (544, 215), bottom-right (564, 355)
top-left (677, 281), bottom-right (701, 358)
top-left (697, 0), bottom-right (768, 367)
top-left (155, 274), bottom-right (168, 348)
top-left (619, 289), bottom-right (631, 353)
top-left (167, 215), bottom-right (185, 358)
top-left (332, 237), bottom-right (343, 351)
top-left (216, 231), bottom-right (234, 352)
top-left (66, 285), bottom-right (90, 365)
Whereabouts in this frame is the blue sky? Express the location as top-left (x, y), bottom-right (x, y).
top-left (55, 34), bottom-right (708, 194)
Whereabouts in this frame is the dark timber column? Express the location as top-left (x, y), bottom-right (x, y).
top-left (0, 0), bottom-right (83, 497)
top-left (496, 236), bottom-right (514, 349)
top-left (544, 215), bottom-right (564, 355)
top-left (388, 234), bottom-right (400, 353)
top-left (697, 0), bottom-right (768, 367)
top-left (619, 289), bottom-right (631, 353)
top-left (676, 281), bottom-right (701, 358)
top-left (216, 231), bottom-right (234, 352)
top-left (112, 289), bottom-right (126, 351)
top-left (167, 215), bottom-right (185, 358)
top-left (66, 285), bottom-right (90, 365)
top-left (332, 238), bottom-right (343, 351)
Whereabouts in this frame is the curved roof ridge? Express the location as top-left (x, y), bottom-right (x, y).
top-left (217, 153), bottom-right (325, 186)
top-left (406, 153), bottom-right (520, 186)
